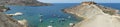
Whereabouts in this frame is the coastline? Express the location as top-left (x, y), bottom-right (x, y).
top-left (63, 1), bottom-right (120, 27)
top-left (0, 0), bottom-right (51, 6)
top-left (0, 6), bottom-right (27, 27)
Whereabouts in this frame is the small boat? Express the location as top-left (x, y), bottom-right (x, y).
top-left (7, 12), bottom-right (23, 16)
top-left (58, 18), bottom-right (66, 22)
top-left (39, 19), bottom-right (43, 23)
top-left (50, 20), bottom-right (54, 23)
top-left (61, 18), bottom-right (66, 21)
top-left (69, 23), bottom-right (74, 26)
top-left (68, 16), bottom-right (71, 18)
top-left (57, 16), bottom-right (61, 18)
top-left (52, 14), bottom-right (56, 17)
top-left (14, 12), bottom-right (23, 16)
top-left (47, 25), bottom-right (53, 27)
top-left (39, 14), bottom-right (43, 18)
top-left (69, 23), bottom-right (75, 27)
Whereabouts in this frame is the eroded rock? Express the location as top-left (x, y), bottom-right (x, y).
top-left (64, 1), bottom-right (120, 27)
top-left (0, 6), bottom-right (27, 27)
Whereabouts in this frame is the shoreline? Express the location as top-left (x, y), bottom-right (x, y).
top-left (63, 1), bottom-right (120, 27)
top-left (0, 6), bottom-right (27, 27)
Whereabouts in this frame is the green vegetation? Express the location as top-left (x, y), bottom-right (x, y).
top-left (0, 6), bottom-right (7, 9)
top-left (0, 6), bottom-right (10, 12)
top-left (103, 10), bottom-right (115, 15)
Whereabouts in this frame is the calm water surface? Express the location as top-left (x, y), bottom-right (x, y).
top-left (5, 3), bottom-right (120, 27)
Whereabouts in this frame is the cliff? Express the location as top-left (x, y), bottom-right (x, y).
top-left (0, 0), bottom-right (50, 6)
top-left (64, 1), bottom-right (120, 27)
top-left (0, 6), bottom-right (27, 27)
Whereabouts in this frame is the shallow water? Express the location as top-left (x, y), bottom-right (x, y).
top-left (5, 3), bottom-right (81, 27)
top-left (5, 3), bottom-right (120, 27)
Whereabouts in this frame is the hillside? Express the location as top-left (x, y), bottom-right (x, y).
top-left (64, 1), bottom-right (120, 27)
top-left (0, 0), bottom-right (50, 6)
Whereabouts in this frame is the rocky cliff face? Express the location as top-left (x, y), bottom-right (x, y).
top-left (64, 1), bottom-right (120, 27)
top-left (0, 6), bottom-right (27, 27)
top-left (0, 0), bottom-right (50, 6)
top-left (0, 12), bottom-right (23, 27)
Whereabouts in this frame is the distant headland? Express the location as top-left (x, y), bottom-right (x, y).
top-left (0, 0), bottom-right (50, 6)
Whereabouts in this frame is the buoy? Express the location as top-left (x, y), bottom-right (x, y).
top-left (48, 25), bottom-right (52, 27)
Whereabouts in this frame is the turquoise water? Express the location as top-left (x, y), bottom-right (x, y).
top-left (5, 3), bottom-right (120, 27)
top-left (5, 3), bottom-right (81, 27)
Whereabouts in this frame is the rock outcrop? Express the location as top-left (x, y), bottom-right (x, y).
top-left (64, 1), bottom-right (120, 27)
top-left (0, 6), bottom-right (27, 27)
top-left (0, 0), bottom-right (50, 6)
top-left (0, 12), bottom-right (23, 27)
top-left (0, 6), bottom-right (10, 12)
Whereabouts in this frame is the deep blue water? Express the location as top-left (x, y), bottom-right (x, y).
top-left (5, 3), bottom-right (120, 27)
top-left (99, 3), bottom-right (120, 10)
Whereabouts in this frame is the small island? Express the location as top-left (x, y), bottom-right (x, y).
top-left (64, 1), bottom-right (120, 27)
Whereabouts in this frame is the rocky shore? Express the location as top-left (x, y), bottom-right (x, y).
top-left (0, 0), bottom-right (49, 27)
top-left (0, 6), bottom-right (27, 27)
top-left (0, 0), bottom-right (50, 6)
top-left (64, 1), bottom-right (120, 27)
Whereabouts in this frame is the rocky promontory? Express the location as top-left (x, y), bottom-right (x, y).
top-left (0, 6), bottom-right (27, 27)
top-left (0, 0), bottom-right (50, 6)
top-left (64, 1), bottom-right (120, 27)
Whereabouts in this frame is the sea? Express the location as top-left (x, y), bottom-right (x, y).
top-left (5, 3), bottom-right (120, 27)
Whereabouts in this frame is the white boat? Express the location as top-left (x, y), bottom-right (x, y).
top-left (69, 23), bottom-right (74, 27)
top-left (69, 23), bottom-right (74, 26)
top-left (68, 16), bottom-right (71, 18)
top-left (50, 20), bottom-right (54, 23)
top-left (7, 12), bottom-right (23, 16)
top-left (39, 19), bottom-right (43, 22)
top-left (39, 14), bottom-right (43, 18)
top-left (48, 25), bottom-right (52, 27)
top-left (14, 12), bottom-right (23, 16)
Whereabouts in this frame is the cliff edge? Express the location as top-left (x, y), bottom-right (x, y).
top-left (0, 0), bottom-right (50, 6)
top-left (64, 1), bottom-right (120, 27)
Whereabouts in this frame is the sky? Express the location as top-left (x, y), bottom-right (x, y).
top-left (37, 0), bottom-right (119, 3)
